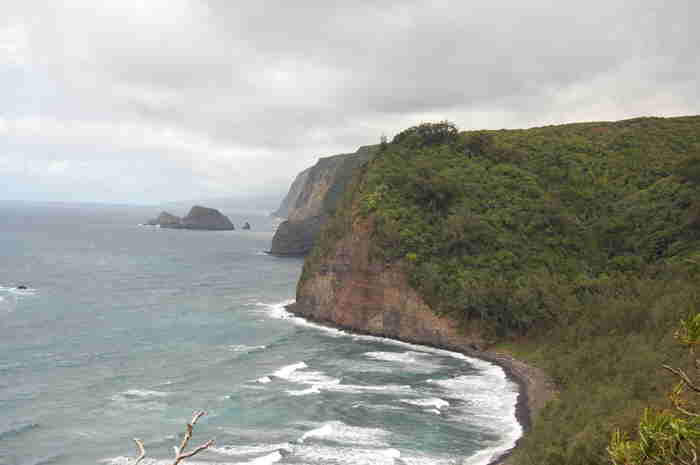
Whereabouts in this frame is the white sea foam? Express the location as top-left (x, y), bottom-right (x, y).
top-left (0, 285), bottom-right (37, 296)
top-left (364, 350), bottom-right (442, 372)
top-left (271, 361), bottom-right (341, 396)
top-left (272, 361), bottom-right (307, 379)
top-left (298, 421), bottom-right (390, 447)
top-left (244, 451), bottom-right (283, 465)
top-left (212, 443), bottom-right (291, 456)
top-left (256, 376), bottom-right (272, 384)
top-left (286, 386), bottom-right (321, 396)
top-left (262, 300), bottom-right (524, 465)
top-left (227, 344), bottom-right (266, 353)
top-left (294, 444), bottom-right (401, 465)
top-left (327, 383), bottom-right (414, 395)
top-left (122, 389), bottom-right (171, 398)
top-left (400, 397), bottom-right (450, 409)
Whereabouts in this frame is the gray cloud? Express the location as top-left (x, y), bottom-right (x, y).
top-left (1, 0), bottom-right (698, 204)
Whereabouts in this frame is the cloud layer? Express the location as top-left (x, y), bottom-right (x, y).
top-left (2, 1), bottom-right (698, 204)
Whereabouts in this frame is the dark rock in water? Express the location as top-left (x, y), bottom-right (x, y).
top-left (17, 285), bottom-right (27, 290)
top-left (268, 215), bottom-right (325, 256)
top-left (145, 206), bottom-right (234, 230)
top-left (146, 211), bottom-right (181, 227)
top-left (179, 205), bottom-right (235, 230)
top-left (242, 222), bottom-right (251, 230)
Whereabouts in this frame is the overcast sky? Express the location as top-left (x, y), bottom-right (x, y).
top-left (1, 1), bottom-right (698, 205)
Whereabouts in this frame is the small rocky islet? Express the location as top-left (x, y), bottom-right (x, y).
top-left (146, 205), bottom-right (235, 231)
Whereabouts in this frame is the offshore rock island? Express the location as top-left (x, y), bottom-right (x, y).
top-left (147, 205), bottom-right (235, 230)
top-left (274, 116), bottom-right (700, 465)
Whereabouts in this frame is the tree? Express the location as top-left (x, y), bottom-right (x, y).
top-left (391, 121), bottom-right (458, 148)
top-left (608, 313), bottom-right (700, 465)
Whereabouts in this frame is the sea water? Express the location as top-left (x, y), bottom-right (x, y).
top-left (0, 203), bottom-right (520, 465)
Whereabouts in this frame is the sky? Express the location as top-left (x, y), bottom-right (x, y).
top-left (1, 1), bottom-right (698, 205)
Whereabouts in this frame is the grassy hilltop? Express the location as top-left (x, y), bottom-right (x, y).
top-left (305, 115), bottom-right (700, 465)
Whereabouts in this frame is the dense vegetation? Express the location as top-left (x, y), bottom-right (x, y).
top-left (305, 116), bottom-right (700, 465)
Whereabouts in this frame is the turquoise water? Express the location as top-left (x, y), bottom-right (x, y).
top-left (0, 204), bottom-right (520, 465)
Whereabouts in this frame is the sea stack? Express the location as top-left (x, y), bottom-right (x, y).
top-left (179, 205), bottom-right (235, 230)
top-left (145, 206), bottom-right (235, 230)
top-left (146, 211), bottom-right (181, 227)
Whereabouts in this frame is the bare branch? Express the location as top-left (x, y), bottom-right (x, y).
top-left (132, 438), bottom-right (146, 465)
top-left (664, 365), bottom-right (700, 393)
top-left (170, 411), bottom-right (215, 465)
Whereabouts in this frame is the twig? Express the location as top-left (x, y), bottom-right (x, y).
top-left (171, 411), bottom-right (215, 465)
top-left (132, 438), bottom-right (146, 465)
top-left (664, 365), bottom-right (700, 393)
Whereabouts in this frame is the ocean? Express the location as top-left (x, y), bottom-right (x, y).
top-left (0, 203), bottom-right (520, 465)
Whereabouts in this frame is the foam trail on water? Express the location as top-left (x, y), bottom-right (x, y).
top-left (262, 300), bottom-right (523, 465)
top-left (272, 361), bottom-right (307, 379)
top-left (401, 397), bottom-right (450, 409)
top-left (212, 443), bottom-right (291, 456)
top-left (298, 421), bottom-right (390, 447)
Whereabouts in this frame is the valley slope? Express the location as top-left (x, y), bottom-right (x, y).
top-left (277, 116), bottom-right (700, 465)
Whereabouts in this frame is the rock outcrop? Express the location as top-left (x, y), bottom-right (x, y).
top-left (269, 215), bottom-right (326, 256)
top-left (146, 211), bottom-right (182, 227)
top-left (268, 145), bottom-right (376, 256)
top-left (146, 206), bottom-right (234, 230)
top-left (179, 205), bottom-right (235, 230)
top-left (242, 222), bottom-right (251, 230)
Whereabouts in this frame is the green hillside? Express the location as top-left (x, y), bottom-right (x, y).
top-left (308, 116), bottom-right (700, 465)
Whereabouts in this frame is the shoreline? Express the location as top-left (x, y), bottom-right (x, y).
top-left (285, 302), bottom-right (554, 465)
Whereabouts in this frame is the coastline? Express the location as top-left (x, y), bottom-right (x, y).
top-left (285, 302), bottom-right (554, 465)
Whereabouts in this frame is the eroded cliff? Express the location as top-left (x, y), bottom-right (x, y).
top-left (269, 145), bottom-right (376, 256)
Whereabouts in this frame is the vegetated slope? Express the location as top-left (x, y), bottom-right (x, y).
top-left (300, 116), bottom-right (700, 465)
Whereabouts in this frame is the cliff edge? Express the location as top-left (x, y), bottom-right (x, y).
top-left (290, 117), bottom-right (700, 465)
top-left (268, 145), bottom-right (376, 256)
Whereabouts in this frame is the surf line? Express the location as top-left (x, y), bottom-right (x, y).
top-left (263, 299), bottom-right (548, 465)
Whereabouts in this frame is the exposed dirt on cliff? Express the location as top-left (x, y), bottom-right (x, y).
top-left (294, 214), bottom-right (555, 463)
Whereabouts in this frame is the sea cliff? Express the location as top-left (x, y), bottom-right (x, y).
top-left (281, 116), bottom-right (700, 465)
top-left (268, 145), bottom-right (377, 256)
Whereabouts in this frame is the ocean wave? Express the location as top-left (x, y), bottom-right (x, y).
top-left (0, 285), bottom-right (37, 296)
top-left (286, 386), bottom-right (321, 396)
top-left (272, 361), bottom-right (308, 379)
top-left (121, 389), bottom-right (171, 398)
top-left (298, 421), bottom-right (390, 447)
top-left (400, 397), bottom-right (450, 410)
top-left (364, 350), bottom-right (443, 372)
top-left (0, 422), bottom-right (40, 440)
top-left (327, 383), bottom-right (414, 395)
top-left (212, 443), bottom-right (291, 456)
top-left (258, 301), bottom-right (346, 337)
top-left (227, 344), bottom-right (267, 353)
top-left (243, 451), bottom-right (283, 465)
top-left (293, 444), bottom-right (401, 465)
top-left (262, 300), bottom-right (523, 464)
top-left (256, 376), bottom-right (272, 384)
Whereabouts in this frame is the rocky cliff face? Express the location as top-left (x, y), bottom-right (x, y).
top-left (292, 212), bottom-right (552, 429)
top-left (270, 167), bottom-right (311, 218)
top-left (294, 215), bottom-right (488, 349)
top-left (268, 145), bottom-right (376, 256)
